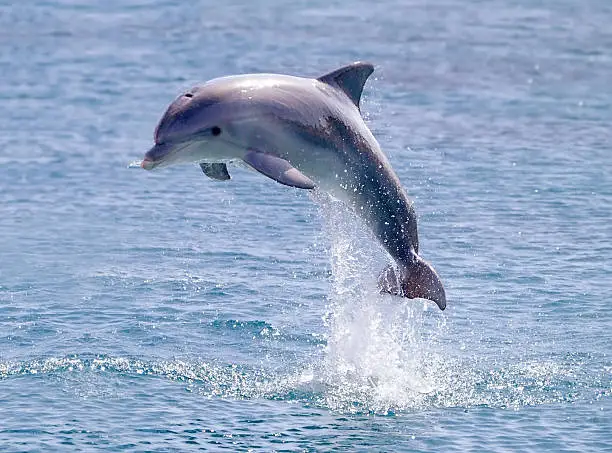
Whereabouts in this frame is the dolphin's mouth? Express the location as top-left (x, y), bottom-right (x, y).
top-left (141, 142), bottom-right (187, 171)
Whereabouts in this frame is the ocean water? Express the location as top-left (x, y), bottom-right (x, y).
top-left (2, 0), bottom-right (611, 451)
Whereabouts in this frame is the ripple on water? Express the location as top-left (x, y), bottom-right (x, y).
top-left (0, 350), bottom-right (608, 416)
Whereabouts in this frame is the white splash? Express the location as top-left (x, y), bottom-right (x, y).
top-left (127, 160), bottom-right (142, 169)
top-left (311, 191), bottom-right (438, 412)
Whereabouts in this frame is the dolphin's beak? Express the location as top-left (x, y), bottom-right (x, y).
top-left (141, 157), bottom-right (155, 170)
top-left (141, 143), bottom-right (174, 170)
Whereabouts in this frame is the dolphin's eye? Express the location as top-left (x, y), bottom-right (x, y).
top-left (211, 126), bottom-right (222, 136)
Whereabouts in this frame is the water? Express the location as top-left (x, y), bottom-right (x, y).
top-left (2, 0), bottom-right (611, 450)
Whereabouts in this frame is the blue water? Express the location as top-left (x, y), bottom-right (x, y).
top-left (2, 0), bottom-right (611, 451)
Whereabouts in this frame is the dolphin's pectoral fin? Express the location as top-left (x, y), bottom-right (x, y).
top-left (318, 62), bottom-right (375, 109)
top-left (243, 150), bottom-right (316, 190)
top-left (378, 255), bottom-right (446, 310)
top-left (199, 163), bottom-right (231, 181)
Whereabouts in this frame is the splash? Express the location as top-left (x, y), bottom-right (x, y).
top-left (127, 160), bottom-right (142, 169)
top-left (310, 191), bottom-right (444, 413)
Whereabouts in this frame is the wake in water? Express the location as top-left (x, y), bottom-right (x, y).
top-left (2, 351), bottom-right (606, 414)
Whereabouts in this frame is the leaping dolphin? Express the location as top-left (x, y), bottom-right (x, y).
top-left (141, 62), bottom-right (446, 310)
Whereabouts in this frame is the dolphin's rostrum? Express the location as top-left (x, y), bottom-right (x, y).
top-left (141, 62), bottom-right (447, 310)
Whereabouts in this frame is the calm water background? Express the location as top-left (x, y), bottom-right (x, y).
top-left (2, 0), bottom-right (611, 451)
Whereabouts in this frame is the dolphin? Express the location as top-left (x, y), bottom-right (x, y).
top-left (141, 62), bottom-right (446, 310)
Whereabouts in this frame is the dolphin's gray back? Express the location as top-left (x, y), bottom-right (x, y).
top-left (216, 73), bottom-right (423, 264)
top-left (154, 73), bottom-right (346, 149)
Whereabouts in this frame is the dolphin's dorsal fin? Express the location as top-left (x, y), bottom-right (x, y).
top-left (318, 62), bottom-right (375, 109)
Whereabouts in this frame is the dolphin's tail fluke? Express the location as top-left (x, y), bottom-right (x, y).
top-left (378, 255), bottom-right (447, 310)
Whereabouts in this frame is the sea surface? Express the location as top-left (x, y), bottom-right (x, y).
top-left (2, 0), bottom-right (611, 451)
